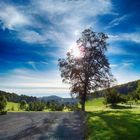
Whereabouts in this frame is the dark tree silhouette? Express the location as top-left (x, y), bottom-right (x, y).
top-left (58, 29), bottom-right (115, 111)
top-left (19, 100), bottom-right (27, 110)
top-left (0, 95), bottom-right (7, 114)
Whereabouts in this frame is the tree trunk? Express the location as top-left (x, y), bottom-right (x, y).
top-left (81, 88), bottom-right (87, 111)
top-left (81, 99), bottom-right (85, 111)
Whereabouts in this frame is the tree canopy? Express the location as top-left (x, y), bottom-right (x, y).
top-left (58, 29), bottom-right (115, 111)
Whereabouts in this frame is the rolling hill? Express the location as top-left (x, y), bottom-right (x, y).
top-left (90, 79), bottom-right (140, 98)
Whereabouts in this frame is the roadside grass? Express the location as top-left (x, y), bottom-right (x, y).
top-left (6, 102), bottom-right (21, 112)
top-left (85, 98), bottom-right (105, 111)
top-left (86, 98), bottom-right (140, 140)
top-left (6, 102), bottom-right (71, 112)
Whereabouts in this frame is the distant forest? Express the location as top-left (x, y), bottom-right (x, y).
top-left (90, 79), bottom-right (140, 98)
top-left (0, 90), bottom-right (38, 103)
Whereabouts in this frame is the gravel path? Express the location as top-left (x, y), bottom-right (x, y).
top-left (0, 112), bottom-right (86, 140)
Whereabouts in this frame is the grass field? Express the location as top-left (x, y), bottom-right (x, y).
top-left (86, 98), bottom-right (140, 140)
top-left (6, 102), bottom-right (20, 111)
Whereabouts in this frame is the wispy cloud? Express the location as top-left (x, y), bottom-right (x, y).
top-left (0, 3), bottom-right (30, 30)
top-left (0, 0), bottom-right (113, 44)
top-left (107, 45), bottom-right (128, 55)
top-left (18, 30), bottom-right (48, 44)
top-left (108, 32), bottom-right (140, 44)
top-left (105, 15), bottom-right (128, 29)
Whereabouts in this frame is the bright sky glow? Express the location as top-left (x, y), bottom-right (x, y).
top-left (70, 44), bottom-right (84, 58)
top-left (73, 46), bottom-right (81, 58)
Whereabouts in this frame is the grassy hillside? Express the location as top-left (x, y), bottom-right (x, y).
top-left (86, 98), bottom-right (140, 140)
top-left (0, 90), bottom-right (38, 103)
top-left (6, 102), bottom-right (20, 112)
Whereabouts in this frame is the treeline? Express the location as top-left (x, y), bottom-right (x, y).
top-left (90, 79), bottom-right (140, 98)
top-left (104, 81), bottom-right (140, 106)
top-left (17, 100), bottom-right (79, 111)
top-left (0, 90), bottom-right (38, 103)
top-left (0, 90), bottom-right (79, 114)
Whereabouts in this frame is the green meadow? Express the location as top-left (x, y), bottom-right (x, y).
top-left (6, 102), bottom-right (20, 111)
top-left (86, 98), bottom-right (140, 140)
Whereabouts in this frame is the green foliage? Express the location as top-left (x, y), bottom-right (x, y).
top-left (0, 110), bottom-right (7, 115)
top-left (104, 89), bottom-right (125, 106)
top-left (0, 90), bottom-right (38, 103)
top-left (104, 89), bottom-right (128, 106)
top-left (11, 106), bottom-right (15, 111)
top-left (19, 100), bottom-right (27, 110)
top-left (27, 101), bottom-right (45, 111)
top-left (0, 95), bottom-right (7, 114)
top-left (49, 101), bottom-right (64, 111)
top-left (65, 103), bottom-right (79, 111)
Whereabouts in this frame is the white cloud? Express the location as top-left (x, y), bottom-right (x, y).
top-left (36, 0), bottom-right (112, 17)
top-left (105, 15), bottom-right (128, 29)
top-left (107, 45), bottom-right (128, 55)
top-left (108, 32), bottom-right (140, 44)
top-left (0, 0), bottom-right (114, 46)
top-left (110, 64), bottom-right (118, 68)
top-left (19, 30), bottom-right (47, 44)
top-left (121, 33), bottom-right (140, 43)
top-left (0, 68), bottom-right (69, 88)
top-left (16, 0), bottom-right (113, 44)
top-left (110, 62), bottom-right (140, 84)
top-left (0, 3), bottom-right (29, 30)
top-left (113, 71), bottom-right (140, 85)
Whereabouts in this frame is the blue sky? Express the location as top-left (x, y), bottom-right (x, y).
top-left (0, 0), bottom-right (140, 97)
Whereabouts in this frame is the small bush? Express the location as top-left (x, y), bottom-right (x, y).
top-left (0, 110), bottom-right (7, 115)
top-left (27, 101), bottom-right (45, 111)
top-left (65, 104), bottom-right (79, 111)
top-left (19, 100), bottom-right (27, 110)
top-left (11, 106), bottom-right (15, 111)
top-left (0, 95), bottom-right (7, 114)
top-left (49, 101), bottom-right (64, 111)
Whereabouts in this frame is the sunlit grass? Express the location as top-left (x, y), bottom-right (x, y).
top-left (6, 102), bottom-right (21, 112)
top-left (86, 98), bottom-right (140, 140)
top-left (85, 98), bottom-right (105, 111)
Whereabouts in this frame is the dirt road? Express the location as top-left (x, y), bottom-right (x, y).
top-left (0, 112), bottom-right (85, 140)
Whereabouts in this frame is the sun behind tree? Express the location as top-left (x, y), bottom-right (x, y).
top-left (58, 28), bottom-right (116, 111)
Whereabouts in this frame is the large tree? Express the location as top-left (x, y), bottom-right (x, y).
top-left (58, 29), bottom-right (115, 111)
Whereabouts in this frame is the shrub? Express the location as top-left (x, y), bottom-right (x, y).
top-left (49, 101), bottom-right (64, 111)
top-left (65, 103), bottom-right (79, 111)
top-left (11, 106), bottom-right (15, 111)
top-left (105, 89), bottom-right (125, 106)
top-left (0, 110), bottom-right (7, 115)
top-left (0, 95), bottom-right (7, 114)
top-left (19, 100), bottom-right (27, 110)
top-left (27, 101), bottom-right (45, 111)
